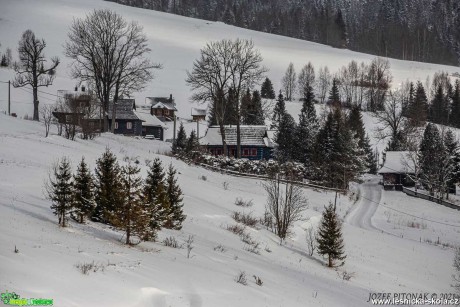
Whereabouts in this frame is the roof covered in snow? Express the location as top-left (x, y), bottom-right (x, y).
top-left (379, 151), bottom-right (415, 174)
top-left (133, 110), bottom-right (165, 127)
top-left (107, 99), bottom-right (140, 120)
top-left (191, 108), bottom-right (207, 116)
top-left (200, 125), bottom-right (272, 147)
top-left (146, 96), bottom-right (177, 111)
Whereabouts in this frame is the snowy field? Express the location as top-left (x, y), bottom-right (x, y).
top-left (0, 114), bottom-right (458, 306)
top-left (1, 0), bottom-right (460, 306)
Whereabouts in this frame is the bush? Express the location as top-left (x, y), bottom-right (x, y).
top-left (244, 243), bottom-right (261, 255)
top-left (214, 244), bottom-right (226, 252)
top-left (253, 275), bottom-right (263, 286)
top-left (226, 224), bottom-right (246, 236)
top-left (231, 211), bottom-right (258, 228)
top-left (162, 236), bottom-right (183, 248)
top-left (235, 271), bottom-right (247, 285)
top-left (75, 261), bottom-right (105, 275)
top-left (234, 197), bottom-right (254, 207)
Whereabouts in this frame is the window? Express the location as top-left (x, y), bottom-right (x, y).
top-left (164, 109), bottom-right (169, 115)
top-left (243, 149), bottom-right (249, 156)
top-left (65, 115), bottom-right (71, 123)
top-left (251, 148), bottom-right (257, 156)
top-left (89, 122), bottom-right (94, 128)
top-left (114, 122), bottom-right (118, 129)
top-left (126, 122), bottom-right (132, 129)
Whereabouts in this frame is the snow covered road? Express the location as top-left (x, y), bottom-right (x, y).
top-left (345, 177), bottom-right (382, 231)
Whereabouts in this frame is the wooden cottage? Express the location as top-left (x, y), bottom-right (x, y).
top-left (378, 151), bottom-right (415, 191)
top-left (147, 95), bottom-right (177, 121)
top-left (107, 99), bottom-right (143, 136)
top-left (200, 125), bottom-right (274, 160)
top-left (133, 109), bottom-right (166, 140)
top-left (191, 107), bottom-right (207, 121)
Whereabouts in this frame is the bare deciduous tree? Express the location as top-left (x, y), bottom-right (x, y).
top-left (263, 169), bottom-right (308, 244)
top-left (306, 227), bottom-right (317, 256)
top-left (39, 104), bottom-right (54, 137)
top-left (317, 66), bottom-right (331, 104)
top-left (65, 9), bottom-right (160, 132)
top-left (366, 57), bottom-right (392, 111)
top-left (13, 30), bottom-right (60, 121)
top-left (298, 62), bottom-right (315, 98)
top-left (282, 62), bottom-right (296, 101)
top-left (186, 39), bottom-right (266, 158)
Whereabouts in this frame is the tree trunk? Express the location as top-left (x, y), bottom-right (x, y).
top-left (328, 254), bottom-right (332, 267)
top-left (33, 86), bottom-right (39, 121)
top-left (236, 121), bottom-right (241, 159)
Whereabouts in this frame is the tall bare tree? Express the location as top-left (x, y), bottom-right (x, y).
top-left (298, 62), bottom-right (315, 98)
top-left (282, 62), bottom-right (296, 101)
top-left (186, 39), bottom-right (266, 158)
top-left (13, 30), bottom-right (60, 121)
top-left (65, 9), bottom-right (160, 132)
top-left (39, 104), bottom-right (54, 137)
top-left (317, 66), bottom-right (331, 103)
top-left (263, 168), bottom-right (308, 243)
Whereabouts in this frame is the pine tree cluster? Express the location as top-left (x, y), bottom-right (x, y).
top-left (45, 149), bottom-right (186, 244)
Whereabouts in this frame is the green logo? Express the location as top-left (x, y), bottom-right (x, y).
top-left (1, 291), bottom-right (53, 306)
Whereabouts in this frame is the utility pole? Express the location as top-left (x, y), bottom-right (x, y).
top-left (8, 80), bottom-right (11, 115)
top-left (173, 115), bottom-right (177, 144)
top-left (196, 119), bottom-right (199, 139)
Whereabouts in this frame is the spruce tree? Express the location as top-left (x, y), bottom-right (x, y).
top-left (225, 87), bottom-right (239, 125)
top-left (443, 129), bottom-right (460, 198)
top-left (316, 202), bottom-right (346, 268)
top-left (172, 122), bottom-right (187, 154)
top-left (186, 129), bottom-right (199, 154)
top-left (113, 162), bottom-right (150, 245)
top-left (164, 164), bottom-right (186, 230)
top-left (409, 81), bottom-right (428, 127)
top-left (144, 158), bottom-right (167, 239)
top-left (364, 135), bottom-right (378, 174)
top-left (430, 85), bottom-right (447, 124)
top-left (271, 90), bottom-right (286, 129)
top-left (240, 89), bottom-right (252, 124)
top-left (251, 90), bottom-right (265, 125)
top-left (295, 85), bottom-right (318, 166)
top-left (328, 78), bottom-right (340, 106)
top-left (275, 113), bottom-right (297, 163)
top-left (72, 157), bottom-right (94, 223)
top-left (261, 77), bottom-right (275, 99)
top-left (419, 124), bottom-right (442, 194)
top-left (450, 81), bottom-right (460, 128)
top-left (93, 148), bottom-right (122, 223)
top-left (47, 157), bottom-right (73, 227)
top-left (347, 105), bottom-right (375, 173)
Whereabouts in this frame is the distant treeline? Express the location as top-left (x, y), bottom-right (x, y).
top-left (106, 0), bottom-right (460, 66)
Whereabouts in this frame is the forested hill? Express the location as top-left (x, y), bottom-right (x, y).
top-left (106, 0), bottom-right (460, 66)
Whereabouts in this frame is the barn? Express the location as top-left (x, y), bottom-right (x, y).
top-left (378, 151), bottom-right (415, 191)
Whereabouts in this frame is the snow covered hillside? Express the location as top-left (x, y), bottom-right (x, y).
top-left (1, 0), bottom-right (460, 120)
top-left (0, 115), bottom-right (459, 306)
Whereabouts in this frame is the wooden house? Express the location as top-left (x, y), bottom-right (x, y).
top-left (378, 151), bottom-right (415, 191)
top-left (191, 107), bottom-right (207, 121)
top-left (147, 95), bottom-right (177, 121)
top-left (107, 99), bottom-right (143, 136)
top-left (133, 109), bottom-right (166, 140)
top-left (200, 125), bottom-right (274, 160)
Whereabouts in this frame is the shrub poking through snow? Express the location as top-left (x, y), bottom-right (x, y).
top-left (162, 236), bottom-right (182, 248)
top-left (185, 235), bottom-right (194, 259)
top-left (75, 261), bottom-right (105, 275)
top-left (253, 275), bottom-right (263, 286)
top-left (231, 211), bottom-right (258, 228)
top-left (226, 224), bottom-right (246, 236)
top-left (234, 197), bottom-right (253, 207)
top-left (235, 271), bottom-right (247, 285)
top-left (214, 244), bottom-right (226, 252)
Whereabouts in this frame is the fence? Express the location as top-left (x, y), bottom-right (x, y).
top-left (198, 163), bottom-right (344, 193)
top-left (402, 187), bottom-right (460, 210)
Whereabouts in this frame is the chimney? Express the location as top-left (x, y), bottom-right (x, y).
top-left (169, 94), bottom-right (173, 102)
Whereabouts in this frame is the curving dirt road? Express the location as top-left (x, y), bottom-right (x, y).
top-left (345, 176), bottom-right (382, 230)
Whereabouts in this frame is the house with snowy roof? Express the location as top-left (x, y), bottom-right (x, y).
top-left (146, 94), bottom-right (177, 121)
top-left (378, 151), bottom-right (415, 190)
top-left (200, 125), bottom-right (274, 160)
top-left (191, 107), bottom-right (207, 121)
top-left (133, 109), bottom-right (166, 140)
top-left (107, 99), bottom-right (143, 136)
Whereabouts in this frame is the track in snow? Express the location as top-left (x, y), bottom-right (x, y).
top-left (345, 177), bottom-right (382, 230)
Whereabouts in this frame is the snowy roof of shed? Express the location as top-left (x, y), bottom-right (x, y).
top-left (378, 151), bottom-right (415, 174)
top-left (200, 125), bottom-right (271, 147)
top-left (107, 99), bottom-right (140, 120)
top-left (133, 110), bottom-right (165, 127)
top-left (191, 108), bottom-right (207, 116)
top-left (151, 101), bottom-right (177, 111)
